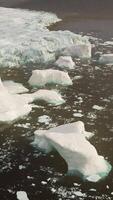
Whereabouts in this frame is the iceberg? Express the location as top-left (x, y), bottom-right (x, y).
top-left (28, 69), bottom-right (72, 87)
top-left (0, 78), bottom-right (32, 124)
top-left (99, 54), bottom-right (113, 64)
top-left (55, 56), bottom-right (75, 69)
top-left (33, 121), bottom-right (111, 182)
top-left (62, 44), bottom-right (91, 59)
top-left (33, 89), bottom-right (65, 106)
top-left (0, 7), bottom-right (91, 68)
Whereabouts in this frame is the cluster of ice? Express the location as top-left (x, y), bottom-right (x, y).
top-left (16, 191), bottom-right (29, 200)
top-left (99, 54), bottom-right (113, 65)
top-left (92, 105), bottom-right (104, 111)
top-left (28, 69), bottom-right (72, 87)
top-left (38, 115), bottom-right (51, 125)
top-left (55, 56), bottom-right (75, 69)
top-left (3, 80), bottom-right (28, 94)
top-left (0, 78), bottom-right (65, 124)
top-left (33, 121), bottom-right (111, 182)
top-left (0, 7), bottom-right (91, 68)
top-left (62, 44), bottom-right (91, 59)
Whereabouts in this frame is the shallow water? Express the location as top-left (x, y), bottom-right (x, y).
top-left (0, 3), bottom-right (113, 200)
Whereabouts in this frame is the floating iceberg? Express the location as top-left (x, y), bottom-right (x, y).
top-left (3, 80), bottom-right (29, 94)
top-left (0, 7), bottom-right (91, 67)
top-left (62, 44), bottom-right (91, 59)
top-left (33, 89), bottom-right (65, 106)
top-left (99, 54), bottom-right (113, 64)
top-left (55, 56), bottom-right (75, 69)
top-left (33, 121), bottom-right (111, 182)
top-left (28, 69), bottom-right (72, 87)
top-left (0, 78), bottom-right (32, 124)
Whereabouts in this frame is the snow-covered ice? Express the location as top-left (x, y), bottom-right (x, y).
top-left (99, 54), bottom-right (113, 65)
top-left (3, 80), bottom-right (28, 94)
top-left (0, 7), bottom-right (91, 67)
top-left (55, 56), bottom-right (75, 69)
top-left (16, 191), bottom-right (29, 200)
top-left (28, 69), bottom-right (72, 87)
top-left (33, 121), bottom-right (111, 182)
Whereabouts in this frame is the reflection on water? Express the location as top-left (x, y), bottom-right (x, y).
top-left (0, 6), bottom-right (113, 200)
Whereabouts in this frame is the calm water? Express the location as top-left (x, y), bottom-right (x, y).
top-left (0, 1), bottom-right (113, 200)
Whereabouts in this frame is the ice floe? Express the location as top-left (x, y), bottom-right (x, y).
top-left (33, 121), bottom-right (111, 182)
top-left (28, 69), bottom-right (72, 87)
top-left (99, 54), bottom-right (113, 65)
top-left (16, 191), bottom-right (29, 200)
top-left (55, 56), bottom-right (75, 69)
top-left (0, 78), bottom-right (32, 124)
top-left (3, 80), bottom-right (28, 94)
top-left (62, 44), bottom-right (91, 59)
top-left (38, 115), bottom-right (52, 125)
top-left (0, 7), bottom-right (91, 67)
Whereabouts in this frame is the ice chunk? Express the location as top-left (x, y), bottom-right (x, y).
top-left (3, 80), bottom-right (28, 94)
top-left (0, 79), bottom-right (32, 124)
top-left (92, 105), bottom-right (104, 111)
top-left (0, 7), bottom-right (91, 67)
top-left (55, 56), bottom-right (75, 69)
top-left (38, 115), bottom-right (51, 125)
top-left (28, 69), bottom-right (72, 87)
top-left (62, 44), bottom-right (91, 59)
top-left (33, 121), bottom-right (111, 182)
top-left (99, 54), bottom-right (113, 64)
top-left (16, 191), bottom-right (29, 200)
top-left (73, 113), bottom-right (83, 118)
top-left (33, 89), bottom-right (65, 106)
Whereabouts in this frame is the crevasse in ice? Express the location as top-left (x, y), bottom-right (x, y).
top-left (33, 121), bottom-right (112, 182)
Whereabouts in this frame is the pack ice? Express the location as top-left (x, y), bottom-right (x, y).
top-left (0, 7), bottom-right (91, 67)
top-left (33, 121), bottom-right (111, 182)
top-left (28, 69), bottom-right (72, 87)
top-left (0, 79), bottom-right (65, 123)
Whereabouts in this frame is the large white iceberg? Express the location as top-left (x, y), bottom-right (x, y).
top-left (0, 7), bottom-right (91, 67)
top-left (55, 56), bottom-right (75, 69)
top-left (28, 69), bottom-right (72, 87)
top-left (33, 121), bottom-right (111, 182)
top-left (99, 54), bottom-right (113, 65)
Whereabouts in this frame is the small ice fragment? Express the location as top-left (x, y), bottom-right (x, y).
top-left (41, 181), bottom-right (47, 185)
top-left (92, 105), bottom-right (104, 111)
top-left (73, 113), bottom-right (83, 118)
top-left (28, 69), bottom-right (72, 87)
top-left (89, 188), bottom-right (96, 192)
top-left (16, 191), bottom-right (29, 200)
top-left (51, 188), bottom-right (56, 193)
top-left (74, 191), bottom-right (86, 197)
top-left (55, 56), bottom-right (75, 69)
top-left (38, 115), bottom-right (51, 125)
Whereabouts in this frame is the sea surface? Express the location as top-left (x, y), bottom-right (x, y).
top-left (0, 1), bottom-right (113, 199)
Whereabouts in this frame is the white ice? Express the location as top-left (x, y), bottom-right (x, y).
top-left (92, 105), bottom-right (104, 111)
top-left (16, 191), bottom-right (29, 200)
top-left (99, 54), bottom-right (113, 65)
top-left (28, 69), bottom-right (72, 87)
top-left (33, 121), bottom-right (111, 182)
top-left (55, 56), bottom-right (75, 69)
top-left (38, 115), bottom-right (52, 125)
top-left (0, 7), bottom-right (91, 67)
top-left (3, 80), bottom-right (28, 94)
top-left (62, 44), bottom-right (91, 59)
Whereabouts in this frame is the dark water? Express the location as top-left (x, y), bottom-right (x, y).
top-left (1, 1), bottom-right (113, 200)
